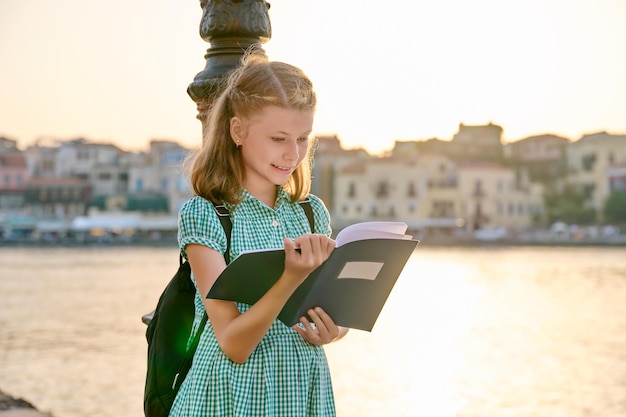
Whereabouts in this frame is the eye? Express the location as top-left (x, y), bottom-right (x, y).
top-left (271, 136), bottom-right (285, 142)
top-left (297, 136), bottom-right (309, 143)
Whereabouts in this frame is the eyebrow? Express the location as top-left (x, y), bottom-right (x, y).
top-left (274, 130), bottom-right (312, 136)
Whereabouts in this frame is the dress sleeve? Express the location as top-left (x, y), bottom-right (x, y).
top-left (177, 197), bottom-right (228, 259)
top-left (307, 194), bottom-right (332, 237)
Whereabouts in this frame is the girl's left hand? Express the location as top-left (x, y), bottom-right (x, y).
top-left (292, 307), bottom-right (341, 345)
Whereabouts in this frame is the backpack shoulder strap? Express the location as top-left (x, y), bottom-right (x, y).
top-left (178, 201), bottom-right (232, 265)
top-left (298, 198), bottom-right (315, 233)
top-left (211, 202), bottom-right (232, 264)
top-left (187, 201), bottom-right (232, 332)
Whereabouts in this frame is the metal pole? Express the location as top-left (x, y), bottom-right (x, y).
top-left (187, 0), bottom-right (272, 138)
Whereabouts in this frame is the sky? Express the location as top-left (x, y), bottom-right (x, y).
top-left (1, 0), bottom-right (625, 155)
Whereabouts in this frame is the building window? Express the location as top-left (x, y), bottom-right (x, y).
top-left (347, 182), bottom-right (356, 198)
top-left (475, 203), bottom-right (483, 217)
top-left (407, 182), bottom-right (417, 198)
top-left (98, 173), bottom-right (111, 180)
top-left (473, 179), bottom-right (483, 196)
top-left (375, 181), bottom-right (389, 198)
top-left (582, 153), bottom-right (596, 171)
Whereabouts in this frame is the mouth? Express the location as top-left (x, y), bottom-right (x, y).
top-left (272, 164), bottom-right (293, 173)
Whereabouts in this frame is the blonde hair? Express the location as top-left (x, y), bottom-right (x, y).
top-left (187, 52), bottom-right (317, 205)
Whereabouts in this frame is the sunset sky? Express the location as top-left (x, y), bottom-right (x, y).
top-left (1, 0), bottom-right (625, 155)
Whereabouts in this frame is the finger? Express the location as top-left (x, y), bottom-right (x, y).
top-left (306, 308), bottom-right (331, 341)
top-left (323, 237), bottom-right (336, 256)
top-left (299, 316), bottom-right (322, 341)
top-left (294, 325), bottom-right (317, 345)
top-left (310, 235), bottom-right (333, 263)
top-left (284, 237), bottom-right (294, 252)
top-left (299, 315), bottom-right (315, 333)
top-left (291, 324), bottom-right (306, 337)
top-left (309, 235), bottom-right (324, 260)
top-left (295, 235), bottom-right (312, 256)
top-left (310, 307), bottom-right (339, 340)
top-left (283, 238), bottom-right (299, 261)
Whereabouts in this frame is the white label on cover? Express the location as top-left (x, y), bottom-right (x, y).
top-left (337, 261), bottom-right (384, 281)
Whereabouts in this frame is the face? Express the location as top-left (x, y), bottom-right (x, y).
top-left (231, 105), bottom-right (313, 200)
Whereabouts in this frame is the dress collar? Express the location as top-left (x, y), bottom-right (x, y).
top-left (234, 186), bottom-right (291, 210)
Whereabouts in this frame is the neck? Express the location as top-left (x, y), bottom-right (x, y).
top-left (246, 185), bottom-right (278, 209)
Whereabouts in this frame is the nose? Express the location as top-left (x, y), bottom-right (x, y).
top-left (284, 140), bottom-right (299, 162)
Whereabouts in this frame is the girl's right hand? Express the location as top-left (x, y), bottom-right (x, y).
top-left (283, 234), bottom-right (335, 284)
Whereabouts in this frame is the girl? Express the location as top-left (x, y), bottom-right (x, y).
top-left (170, 52), bottom-right (348, 416)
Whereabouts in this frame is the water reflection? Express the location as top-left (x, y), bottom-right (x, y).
top-left (326, 247), bottom-right (626, 417)
top-left (0, 246), bottom-right (625, 417)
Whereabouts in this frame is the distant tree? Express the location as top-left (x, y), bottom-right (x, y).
top-left (603, 190), bottom-right (626, 224)
top-left (544, 189), bottom-right (596, 225)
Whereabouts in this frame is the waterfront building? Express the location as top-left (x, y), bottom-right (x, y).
top-left (127, 140), bottom-right (193, 215)
top-left (608, 163), bottom-right (626, 193)
top-left (55, 138), bottom-right (128, 198)
top-left (565, 132), bottom-right (626, 222)
top-left (2, 125), bottom-right (624, 243)
top-left (450, 122), bottom-right (504, 162)
top-left (418, 153), bottom-right (464, 238)
top-left (0, 152), bottom-right (29, 214)
top-left (457, 162), bottom-right (544, 234)
top-left (310, 135), bottom-right (371, 215)
top-left (0, 137), bottom-right (19, 152)
top-left (23, 176), bottom-right (92, 220)
top-left (504, 134), bottom-right (570, 184)
top-left (332, 156), bottom-right (429, 231)
top-left (389, 122), bottom-right (505, 165)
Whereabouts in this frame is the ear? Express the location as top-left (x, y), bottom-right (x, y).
top-left (230, 116), bottom-right (244, 146)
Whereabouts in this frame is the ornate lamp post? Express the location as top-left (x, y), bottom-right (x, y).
top-left (142, 2), bottom-right (272, 326)
top-left (187, 0), bottom-right (272, 137)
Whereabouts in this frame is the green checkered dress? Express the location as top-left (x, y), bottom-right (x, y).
top-left (169, 188), bottom-right (336, 417)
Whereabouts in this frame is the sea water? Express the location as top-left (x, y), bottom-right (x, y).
top-left (0, 245), bottom-right (625, 417)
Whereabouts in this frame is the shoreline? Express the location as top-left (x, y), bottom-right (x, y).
top-left (0, 389), bottom-right (52, 417)
top-left (1, 237), bottom-right (625, 249)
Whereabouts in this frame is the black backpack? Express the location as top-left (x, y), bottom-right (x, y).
top-left (143, 200), bottom-right (314, 417)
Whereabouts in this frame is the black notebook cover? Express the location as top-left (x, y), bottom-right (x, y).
top-left (207, 238), bottom-right (418, 331)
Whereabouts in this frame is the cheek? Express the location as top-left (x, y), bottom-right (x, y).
top-left (298, 143), bottom-right (310, 159)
